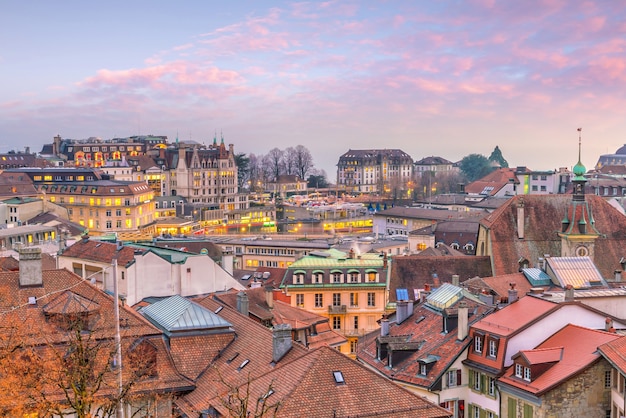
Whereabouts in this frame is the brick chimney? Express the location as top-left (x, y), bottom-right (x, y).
top-left (564, 284), bottom-right (574, 302)
top-left (236, 291), bottom-right (249, 317)
top-left (272, 324), bottom-right (292, 363)
top-left (19, 247), bottom-right (43, 287)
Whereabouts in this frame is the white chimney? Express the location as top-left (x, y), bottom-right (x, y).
top-left (236, 291), bottom-right (249, 316)
top-left (396, 300), bottom-right (408, 324)
top-left (452, 274), bottom-right (460, 287)
top-left (458, 301), bottom-right (469, 341)
top-left (19, 247), bottom-right (43, 287)
top-left (517, 201), bottom-right (524, 239)
top-left (380, 318), bottom-right (390, 337)
top-left (272, 324), bottom-right (293, 363)
top-left (265, 286), bottom-right (274, 309)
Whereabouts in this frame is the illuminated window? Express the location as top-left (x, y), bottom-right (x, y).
top-left (295, 294), bottom-right (304, 307)
top-left (350, 293), bottom-right (358, 307)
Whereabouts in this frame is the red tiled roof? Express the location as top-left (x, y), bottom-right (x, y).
top-left (59, 237), bottom-right (137, 266)
top-left (463, 272), bottom-right (539, 301)
top-left (480, 194), bottom-right (626, 279)
top-left (471, 297), bottom-right (557, 337)
top-left (212, 346), bottom-right (452, 418)
top-left (169, 333), bottom-right (235, 381)
top-left (598, 335), bottom-right (626, 373)
top-left (389, 255), bottom-right (493, 301)
top-left (499, 324), bottom-right (619, 396)
top-left (519, 347), bottom-right (563, 365)
top-left (358, 298), bottom-right (493, 390)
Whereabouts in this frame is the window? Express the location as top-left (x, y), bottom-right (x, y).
top-left (367, 271), bottom-right (377, 282)
top-left (116, 209), bottom-right (122, 216)
top-left (473, 370), bottom-right (481, 391)
top-left (488, 338), bottom-right (498, 357)
top-left (106, 221), bottom-right (112, 229)
top-left (313, 272), bottom-right (323, 283)
top-left (367, 292), bottom-right (375, 307)
top-left (105, 210), bottom-right (112, 217)
top-left (515, 363), bottom-right (523, 378)
top-left (420, 363), bottom-right (427, 375)
top-left (605, 370), bottom-right (612, 388)
top-left (314, 293), bottom-right (323, 308)
top-left (487, 376), bottom-right (495, 396)
top-left (474, 334), bottom-right (484, 353)
top-left (293, 273), bottom-right (304, 284)
top-left (447, 369), bottom-right (461, 387)
top-left (350, 340), bottom-right (357, 353)
top-left (349, 272), bottom-right (359, 283)
top-left (332, 272), bottom-right (342, 283)
top-left (353, 316), bottom-right (358, 330)
top-left (350, 293), bottom-right (358, 307)
top-left (332, 316), bottom-right (341, 330)
top-left (523, 404), bottom-right (533, 418)
top-left (523, 366), bottom-right (531, 381)
top-left (333, 293), bottom-right (341, 306)
top-left (295, 294), bottom-right (304, 307)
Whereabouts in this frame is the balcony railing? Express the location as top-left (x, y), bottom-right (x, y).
top-left (328, 305), bottom-right (347, 314)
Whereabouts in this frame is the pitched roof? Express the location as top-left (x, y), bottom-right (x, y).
top-left (480, 194), bottom-right (626, 279)
top-left (177, 296), bottom-right (309, 416)
top-left (389, 255), bottom-right (493, 301)
top-left (546, 256), bottom-right (606, 288)
top-left (462, 272), bottom-right (539, 302)
top-left (58, 237), bottom-right (136, 267)
top-left (499, 324), bottom-right (619, 396)
top-left (211, 346), bottom-right (452, 418)
top-left (598, 335), bottom-right (626, 374)
top-left (471, 296), bottom-right (557, 337)
top-left (358, 296), bottom-right (492, 390)
top-left (140, 295), bottom-right (232, 334)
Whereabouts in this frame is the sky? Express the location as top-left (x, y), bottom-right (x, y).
top-left (2, 1), bottom-right (626, 179)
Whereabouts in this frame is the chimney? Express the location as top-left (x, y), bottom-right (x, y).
top-left (383, 252), bottom-right (388, 268)
top-left (236, 291), bottom-right (249, 317)
top-left (564, 284), bottom-right (574, 302)
top-left (265, 286), bottom-right (274, 309)
top-left (517, 200), bottom-right (524, 239)
top-left (605, 317), bottom-right (614, 332)
top-left (221, 250), bottom-right (234, 275)
top-left (81, 234), bottom-right (89, 243)
top-left (452, 274), bottom-right (460, 287)
top-left (380, 318), bottom-right (390, 337)
top-left (458, 301), bottom-right (469, 341)
top-left (615, 270), bottom-right (622, 282)
top-left (116, 240), bottom-right (123, 251)
top-left (396, 300), bottom-right (408, 324)
top-left (272, 324), bottom-right (292, 363)
top-left (508, 282), bottom-right (518, 304)
top-left (432, 273), bottom-right (440, 287)
top-left (19, 247), bottom-right (43, 287)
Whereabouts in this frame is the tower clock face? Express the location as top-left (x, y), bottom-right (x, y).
top-left (576, 245), bottom-right (589, 257)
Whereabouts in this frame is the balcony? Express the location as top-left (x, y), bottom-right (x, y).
top-left (328, 305), bottom-right (347, 314)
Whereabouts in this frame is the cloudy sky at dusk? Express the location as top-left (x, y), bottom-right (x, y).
top-left (2, 1), bottom-right (626, 177)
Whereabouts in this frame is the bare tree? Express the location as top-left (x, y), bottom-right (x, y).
top-left (215, 368), bottom-right (280, 418)
top-left (265, 148), bottom-right (285, 182)
top-left (283, 147), bottom-right (297, 176)
top-left (293, 145), bottom-right (313, 180)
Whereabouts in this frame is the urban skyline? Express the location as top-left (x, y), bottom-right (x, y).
top-left (2, 1), bottom-right (626, 177)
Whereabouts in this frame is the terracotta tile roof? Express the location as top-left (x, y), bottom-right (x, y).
top-left (178, 296), bottom-right (309, 415)
top-left (358, 297), bottom-right (493, 390)
top-left (0, 267), bottom-right (192, 400)
top-left (211, 346), bottom-right (452, 418)
top-left (0, 256), bottom-right (19, 271)
top-left (214, 288), bottom-right (346, 349)
top-left (169, 333), bottom-right (235, 381)
top-left (465, 168), bottom-right (519, 195)
top-left (481, 194), bottom-right (626, 279)
top-left (520, 347), bottom-right (563, 365)
top-left (59, 237), bottom-right (137, 267)
top-left (598, 335), bottom-right (626, 373)
top-left (389, 255), bottom-right (493, 301)
top-left (470, 297), bottom-right (557, 338)
top-left (499, 324), bottom-right (619, 396)
top-left (463, 272), bottom-right (538, 302)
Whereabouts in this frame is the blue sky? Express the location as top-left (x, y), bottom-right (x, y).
top-left (2, 1), bottom-right (626, 178)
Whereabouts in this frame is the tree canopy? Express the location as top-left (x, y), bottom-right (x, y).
top-left (459, 153), bottom-right (494, 182)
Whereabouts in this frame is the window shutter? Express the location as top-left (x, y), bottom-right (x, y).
top-left (457, 369), bottom-right (462, 386)
top-left (469, 370), bottom-right (474, 388)
top-left (508, 398), bottom-right (516, 417)
top-left (523, 404), bottom-right (533, 418)
top-left (481, 374), bottom-right (487, 394)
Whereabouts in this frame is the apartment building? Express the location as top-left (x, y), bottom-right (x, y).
top-left (337, 149), bottom-right (413, 194)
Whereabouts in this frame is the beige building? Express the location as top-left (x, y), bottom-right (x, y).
top-left (280, 248), bottom-right (390, 357)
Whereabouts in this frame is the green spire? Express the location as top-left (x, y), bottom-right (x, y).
top-left (573, 128), bottom-right (586, 180)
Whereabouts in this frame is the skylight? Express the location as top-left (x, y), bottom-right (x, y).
top-left (333, 371), bottom-right (345, 384)
top-left (237, 359), bottom-right (250, 371)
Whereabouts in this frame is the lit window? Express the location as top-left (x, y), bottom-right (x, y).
top-left (350, 293), bottom-right (358, 307)
top-left (295, 294), bottom-right (304, 307)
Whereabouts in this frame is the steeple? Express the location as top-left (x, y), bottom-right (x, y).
top-left (559, 128), bottom-right (603, 258)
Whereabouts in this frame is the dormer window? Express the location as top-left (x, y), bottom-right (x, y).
top-left (488, 338), bottom-right (499, 357)
top-left (420, 363), bottom-right (427, 375)
top-left (293, 272), bottom-right (305, 284)
top-left (515, 363), bottom-right (523, 378)
top-left (474, 333), bottom-right (484, 354)
top-left (523, 366), bottom-right (531, 381)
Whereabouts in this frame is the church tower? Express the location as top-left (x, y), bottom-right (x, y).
top-left (559, 128), bottom-right (603, 258)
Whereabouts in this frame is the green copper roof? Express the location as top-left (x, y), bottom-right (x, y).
top-left (287, 248), bottom-right (386, 269)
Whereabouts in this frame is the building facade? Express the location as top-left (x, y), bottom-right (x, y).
top-left (337, 149), bottom-right (413, 194)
